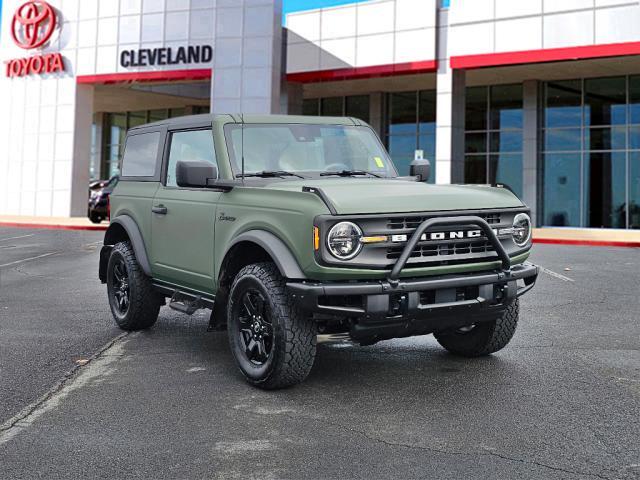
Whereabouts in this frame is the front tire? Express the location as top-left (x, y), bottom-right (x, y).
top-left (107, 241), bottom-right (161, 331)
top-left (227, 262), bottom-right (316, 389)
top-left (434, 299), bottom-right (519, 357)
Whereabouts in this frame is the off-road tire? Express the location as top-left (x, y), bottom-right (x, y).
top-left (227, 262), bottom-right (316, 389)
top-left (434, 299), bottom-right (519, 357)
top-left (107, 241), bottom-right (161, 331)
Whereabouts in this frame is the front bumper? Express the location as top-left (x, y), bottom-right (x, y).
top-left (289, 214), bottom-right (538, 343)
top-left (287, 262), bottom-right (538, 343)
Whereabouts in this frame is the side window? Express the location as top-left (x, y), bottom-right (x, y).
top-left (121, 132), bottom-right (160, 177)
top-left (166, 129), bottom-right (217, 187)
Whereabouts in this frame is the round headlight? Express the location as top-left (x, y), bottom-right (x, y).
top-left (512, 213), bottom-right (532, 247)
top-left (327, 222), bottom-right (363, 260)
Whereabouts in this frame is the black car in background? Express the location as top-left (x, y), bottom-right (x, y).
top-left (88, 175), bottom-right (118, 223)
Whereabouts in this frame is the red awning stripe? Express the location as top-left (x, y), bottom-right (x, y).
top-left (76, 69), bottom-right (212, 84)
top-left (286, 60), bottom-right (437, 83)
top-left (450, 41), bottom-right (640, 70)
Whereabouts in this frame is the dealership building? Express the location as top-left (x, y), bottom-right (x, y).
top-left (1, 0), bottom-right (640, 230)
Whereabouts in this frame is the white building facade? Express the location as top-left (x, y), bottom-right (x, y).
top-left (1, 0), bottom-right (640, 229)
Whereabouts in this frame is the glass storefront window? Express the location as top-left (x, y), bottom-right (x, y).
top-left (388, 135), bottom-right (418, 156)
top-left (389, 92), bottom-right (417, 135)
top-left (585, 127), bottom-right (626, 151)
top-left (89, 119), bottom-right (99, 180)
top-left (464, 84), bottom-right (523, 196)
top-left (629, 126), bottom-right (640, 149)
top-left (321, 97), bottom-right (343, 117)
top-left (418, 135), bottom-right (436, 160)
top-left (584, 77), bottom-right (626, 126)
top-left (543, 153), bottom-right (581, 227)
top-left (302, 95), bottom-right (370, 123)
top-left (302, 99), bottom-right (320, 116)
top-left (345, 95), bottom-right (370, 123)
top-left (628, 76), bottom-right (640, 125)
top-left (490, 154), bottom-right (522, 197)
top-left (418, 90), bottom-right (436, 135)
top-left (630, 153), bottom-right (640, 229)
top-left (128, 111), bottom-right (147, 128)
top-left (465, 86), bottom-right (487, 131)
top-left (149, 109), bottom-right (169, 122)
top-left (490, 131), bottom-right (522, 153)
top-left (465, 132), bottom-right (486, 154)
top-left (542, 76), bottom-right (640, 229)
top-left (545, 80), bottom-right (582, 128)
top-left (386, 90), bottom-right (437, 181)
top-left (544, 128), bottom-right (581, 152)
top-left (584, 152), bottom-right (626, 228)
top-left (464, 155), bottom-right (486, 184)
top-left (490, 84), bottom-right (523, 130)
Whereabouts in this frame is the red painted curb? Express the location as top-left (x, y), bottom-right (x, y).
top-left (533, 238), bottom-right (640, 248)
top-left (0, 222), bottom-right (108, 232)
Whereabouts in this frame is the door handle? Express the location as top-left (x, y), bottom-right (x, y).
top-left (152, 205), bottom-right (168, 215)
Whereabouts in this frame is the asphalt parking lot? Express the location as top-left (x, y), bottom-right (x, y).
top-left (0, 227), bottom-right (638, 479)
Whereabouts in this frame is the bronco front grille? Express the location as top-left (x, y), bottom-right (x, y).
top-left (386, 239), bottom-right (495, 260)
top-left (387, 212), bottom-right (501, 230)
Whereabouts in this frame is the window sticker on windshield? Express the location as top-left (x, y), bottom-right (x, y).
top-left (374, 156), bottom-right (385, 168)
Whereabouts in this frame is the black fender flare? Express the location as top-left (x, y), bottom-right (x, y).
top-left (104, 215), bottom-right (153, 277)
top-left (225, 230), bottom-right (307, 280)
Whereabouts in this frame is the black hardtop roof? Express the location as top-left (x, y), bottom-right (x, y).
top-left (128, 114), bottom-right (365, 131)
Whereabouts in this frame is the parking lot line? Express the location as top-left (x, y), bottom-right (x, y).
top-left (0, 252), bottom-right (59, 268)
top-left (538, 265), bottom-right (574, 282)
top-left (0, 234), bottom-right (35, 243)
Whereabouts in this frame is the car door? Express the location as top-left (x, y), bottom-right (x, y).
top-left (150, 126), bottom-right (222, 293)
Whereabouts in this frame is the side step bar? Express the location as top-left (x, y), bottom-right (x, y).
top-left (168, 292), bottom-right (204, 315)
top-left (153, 282), bottom-right (215, 315)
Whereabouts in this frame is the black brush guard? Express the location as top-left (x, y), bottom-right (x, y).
top-left (287, 216), bottom-right (538, 343)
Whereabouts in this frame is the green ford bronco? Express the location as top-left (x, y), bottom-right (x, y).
top-left (99, 114), bottom-right (538, 389)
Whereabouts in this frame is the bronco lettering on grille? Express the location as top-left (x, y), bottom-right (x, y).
top-left (391, 229), bottom-right (501, 243)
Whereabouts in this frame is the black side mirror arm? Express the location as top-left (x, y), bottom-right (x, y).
top-left (205, 179), bottom-right (242, 192)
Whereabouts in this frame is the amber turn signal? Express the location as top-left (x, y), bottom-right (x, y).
top-left (313, 226), bottom-right (320, 251)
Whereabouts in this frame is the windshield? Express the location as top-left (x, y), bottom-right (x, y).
top-left (224, 124), bottom-right (397, 178)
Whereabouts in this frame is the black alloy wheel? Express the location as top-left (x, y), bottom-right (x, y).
top-left (227, 262), bottom-right (317, 389)
top-left (237, 289), bottom-right (274, 365)
top-left (111, 257), bottom-right (130, 315)
top-left (106, 241), bottom-right (161, 331)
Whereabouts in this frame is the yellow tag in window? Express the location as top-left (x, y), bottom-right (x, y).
top-left (374, 156), bottom-right (385, 168)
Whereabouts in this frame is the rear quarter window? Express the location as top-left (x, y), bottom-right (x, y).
top-left (121, 132), bottom-right (161, 177)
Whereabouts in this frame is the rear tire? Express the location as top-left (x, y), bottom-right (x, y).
top-left (434, 299), bottom-right (519, 357)
top-left (89, 212), bottom-right (102, 224)
top-left (107, 241), bottom-right (161, 331)
top-left (227, 262), bottom-right (316, 389)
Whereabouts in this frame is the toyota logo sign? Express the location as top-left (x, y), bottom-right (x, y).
top-left (4, 1), bottom-right (65, 77)
top-left (10, 0), bottom-right (57, 50)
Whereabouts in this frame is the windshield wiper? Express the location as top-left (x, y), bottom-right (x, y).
top-left (236, 170), bottom-right (305, 179)
top-left (320, 170), bottom-right (381, 178)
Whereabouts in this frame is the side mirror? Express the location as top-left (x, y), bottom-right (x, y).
top-left (176, 161), bottom-right (218, 188)
top-left (410, 158), bottom-right (431, 182)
